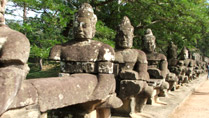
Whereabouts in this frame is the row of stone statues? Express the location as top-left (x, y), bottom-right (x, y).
top-left (0, 1), bottom-right (208, 118)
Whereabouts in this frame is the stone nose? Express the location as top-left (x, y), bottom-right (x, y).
top-left (77, 26), bottom-right (83, 33)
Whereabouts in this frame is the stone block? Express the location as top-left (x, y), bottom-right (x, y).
top-left (119, 70), bottom-right (139, 80)
top-left (119, 80), bottom-right (145, 99)
top-left (148, 68), bottom-right (163, 79)
top-left (0, 105), bottom-right (40, 118)
top-left (30, 74), bottom-right (98, 112)
top-left (98, 62), bottom-right (113, 74)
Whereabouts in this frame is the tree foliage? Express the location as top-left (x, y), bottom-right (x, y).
top-left (5, 0), bottom-right (209, 59)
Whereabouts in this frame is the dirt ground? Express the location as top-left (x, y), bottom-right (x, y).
top-left (170, 79), bottom-right (209, 118)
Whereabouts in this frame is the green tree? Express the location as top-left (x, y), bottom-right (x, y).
top-left (6, 0), bottom-right (209, 61)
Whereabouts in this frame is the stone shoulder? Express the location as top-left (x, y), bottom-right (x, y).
top-left (49, 44), bottom-right (62, 60)
top-left (134, 49), bottom-right (148, 64)
top-left (0, 26), bottom-right (30, 64)
top-left (146, 52), bottom-right (167, 61)
top-left (97, 40), bottom-right (115, 62)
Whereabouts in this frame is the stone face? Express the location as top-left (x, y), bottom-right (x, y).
top-left (142, 29), bottom-right (156, 53)
top-left (115, 16), bottom-right (134, 49)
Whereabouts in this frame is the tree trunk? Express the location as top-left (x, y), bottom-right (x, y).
top-left (23, 2), bottom-right (27, 23)
top-left (39, 58), bottom-right (43, 71)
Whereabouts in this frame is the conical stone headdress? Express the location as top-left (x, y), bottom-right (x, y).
top-left (118, 16), bottom-right (134, 34)
top-left (144, 28), bottom-right (155, 42)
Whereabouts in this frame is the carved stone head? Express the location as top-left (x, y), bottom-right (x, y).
top-left (116, 16), bottom-right (134, 49)
top-left (179, 47), bottom-right (189, 60)
top-left (74, 3), bottom-right (97, 40)
top-left (143, 28), bottom-right (156, 53)
top-left (0, 0), bottom-right (7, 25)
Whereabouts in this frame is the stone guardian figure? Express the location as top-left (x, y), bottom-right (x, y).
top-left (0, 0), bottom-right (30, 115)
top-left (178, 47), bottom-right (195, 83)
top-left (49, 3), bottom-right (122, 118)
top-left (114, 16), bottom-right (153, 118)
top-left (142, 29), bottom-right (169, 105)
top-left (166, 41), bottom-right (179, 91)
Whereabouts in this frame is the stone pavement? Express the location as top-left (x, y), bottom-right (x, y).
top-left (170, 74), bottom-right (209, 118)
top-left (112, 73), bottom-right (208, 118)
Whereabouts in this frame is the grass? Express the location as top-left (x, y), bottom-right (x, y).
top-left (26, 61), bottom-right (61, 79)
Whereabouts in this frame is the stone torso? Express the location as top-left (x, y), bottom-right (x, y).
top-left (115, 49), bottom-right (138, 71)
top-left (145, 52), bottom-right (168, 79)
top-left (61, 40), bottom-right (100, 62)
top-left (146, 52), bottom-right (167, 69)
top-left (50, 40), bottom-right (115, 74)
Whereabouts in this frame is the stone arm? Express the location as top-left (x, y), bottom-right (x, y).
top-left (49, 44), bottom-right (62, 61)
top-left (91, 44), bottom-right (122, 108)
top-left (160, 60), bottom-right (168, 79)
top-left (97, 44), bottom-right (115, 74)
top-left (136, 50), bottom-right (150, 81)
top-left (0, 28), bottom-right (30, 115)
top-left (0, 67), bottom-right (27, 115)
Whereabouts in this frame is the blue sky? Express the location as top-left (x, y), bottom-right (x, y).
top-left (5, 1), bottom-right (40, 21)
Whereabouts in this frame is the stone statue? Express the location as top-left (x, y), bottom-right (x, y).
top-left (167, 41), bottom-right (178, 61)
top-left (178, 47), bottom-right (196, 83)
top-left (166, 41), bottom-right (179, 91)
top-left (192, 52), bottom-right (205, 77)
top-left (0, 2), bottom-right (122, 118)
top-left (0, 0), bottom-right (30, 115)
top-left (113, 16), bottom-right (153, 118)
top-left (49, 3), bottom-right (122, 117)
top-left (142, 28), bottom-right (169, 104)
